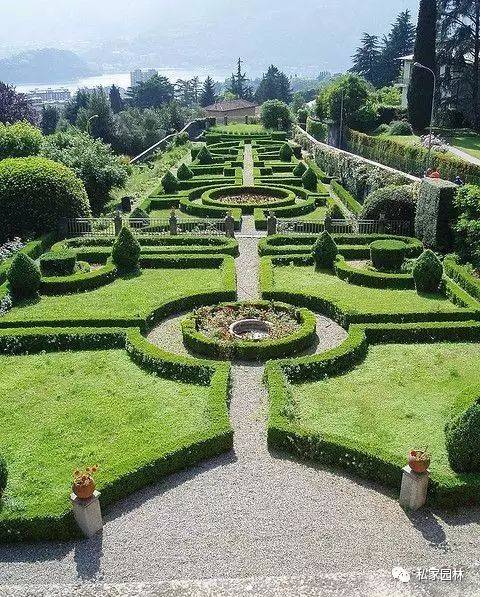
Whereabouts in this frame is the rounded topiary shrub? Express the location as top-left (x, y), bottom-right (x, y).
top-left (161, 171), bottom-right (178, 194)
top-left (412, 250), bottom-right (443, 293)
top-left (7, 253), bottom-right (42, 299)
top-left (445, 402), bottom-right (480, 473)
top-left (40, 250), bottom-right (77, 277)
top-left (111, 227), bottom-right (141, 271)
top-left (302, 166), bottom-right (318, 191)
top-left (370, 240), bottom-right (407, 271)
top-left (177, 163), bottom-right (194, 180)
top-left (279, 143), bottom-right (293, 162)
top-left (0, 456), bottom-right (7, 496)
top-left (293, 162), bottom-right (307, 177)
top-left (0, 121), bottom-right (43, 160)
top-left (312, 231), bottom-right (338, 269)
top-left (197, 145), bottom-right (214, 165)
top-left (389, 120), bottom-right (413, 136)
top-left (360, 185), bottom-right (416, 221)
top-left (0, 157), bottom-right (90, 241)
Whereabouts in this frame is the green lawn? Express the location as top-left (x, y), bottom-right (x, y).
top-left (1, 267), bottom-right (229, 324)
top-left (272, 265), bottom-right (461, 316)
top-left (449, 132), bottom-right (480, 160)
top-left (376, 133), bottom-right (420, 147)
top-left (291, 342), bottom-right (480, 485)
top-left (149, 209), bottom-right (199, 221)
top-left (211, 124), bottom-right (266, 134)
top-left (0, 349), bottom-right (214, 521)
top-left (296, 206), bottom-right (329, 222)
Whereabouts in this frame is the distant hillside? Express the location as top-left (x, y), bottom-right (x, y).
top-left (0, 48), bottom-right (96, 84)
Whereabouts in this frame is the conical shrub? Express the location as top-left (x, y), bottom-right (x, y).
top-left (161, 171), bottom-right (178, 194)
top-left (302, 166), bottom-right (318, 191)
top-left (412, 249), bottom-right (443, 293)
top-left (312, 231), bottom-right (338, 269)
top-left (293, 161), bottom-right (307, 177)
top-left (279, 143), bottom-right (294, 162)
top-left (197, 145), bottom-right (214, 165)
top-left (7, 252), bottom-right (41, 299)
top-left (112, 227), bottom-right (141, 271)
top-left (177, 163), bottom-right (194, 180)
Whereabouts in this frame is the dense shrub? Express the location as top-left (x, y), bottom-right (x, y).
top-left (389, 120), bottom-right (413, 136)
top-left (177, 163), bottom-right (194, 180)
top-left (302, 166), bottom-right (318, 191)
top-left (361, 185), bottom-right (416, 221)
top-left (279, 143), bottom-right (293, 162)
top-left (260, 100), bottom-right (293, 130)
top-left (454, 184), bottom-right (480, 265)
top-left (445, 402), bottom-right (480, 473)
top-left (7, 253), bottom-right (42, 299)
top-left (161, 170), bottom-right (178, 194)
top-left (312, 231), bottom-right (338, 269)
top-left (370, 240), bottom-right (407, 271)
top-left (0, 157), bottom-right (90, 242)
top-left (297, 109), bottom-right (308, 127)
top-left (40, 250), bottom-right (77, 277)
top-left (196, 145), bottom-right (214, 165)
top-left (375, 124), bottom-right (391, 135)
top-left (415, 178), bottom-right (458, 252)
top-left (0, 121), bottom-right (42, 160)
top-left (306, 117), bottom-right (327, 142)
top-left (293, 162), bottom-right (307, 177)
top-left (412, 249), bottom-right (443, 292)
top-left (331, 180), bottom-right (363, 215)
top-left (42, 129), bottom-right (129, 213)
top-left (0, 456), bottom-right (6, 495)
top-left (111, 227), bottom-right (141, 271)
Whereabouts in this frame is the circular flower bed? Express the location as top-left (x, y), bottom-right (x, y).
top-left (201, 185), bottom-right (296, 214)
top-left (181, 301), bottom-right (317, 361)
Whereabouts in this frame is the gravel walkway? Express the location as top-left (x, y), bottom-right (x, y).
top-left (242, 144), bottom-right (255, 186)
top-left (1, 234), bottom-right (480, 594)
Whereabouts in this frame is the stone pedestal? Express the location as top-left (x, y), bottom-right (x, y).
top-left (224, 212), bottom-right (235, 238)
top-left (70, 490), bottom-right (103, 537)
top-left (266, 213), bottom-right (277, 236)
top-left (399, 466), bottom-right (429, 510)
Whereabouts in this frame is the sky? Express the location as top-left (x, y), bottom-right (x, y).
top-left (0, 0), bottom-right (420, 73)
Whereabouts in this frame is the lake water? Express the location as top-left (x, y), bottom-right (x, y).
top-left (15, 68), bottom-right (231, 93)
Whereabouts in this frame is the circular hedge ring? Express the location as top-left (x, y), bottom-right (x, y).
top-left (181, 301), bottom-right (317, 361)
top-left (370, 240), bottom-right (407, 272)
top-left (201, 185), bottom-right (296, 214)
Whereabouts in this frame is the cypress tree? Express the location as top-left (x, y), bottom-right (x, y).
top-left (408, 0), bottom-right (437, 131)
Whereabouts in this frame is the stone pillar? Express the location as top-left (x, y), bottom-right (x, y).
top-left (399, 466), bottom-right (429, 510)
top-left (378, 213), bottom-right (386, 234)
top-left (245, 115), bottom-right (249, 124)
top-left (224, 211), bottom-right (235, 238)
top-left (324, 215), bottom-right (332, 233)
top-left (114, 211), bottom-right (123, 236)
top-left (169, 209), bottom-right (178, 235)
top-left (266, 212), bottom-right (278, 236)
top-left (224, 115), bottom-right (228, 126)
top-left (70, 490), bottom-right (103, 537)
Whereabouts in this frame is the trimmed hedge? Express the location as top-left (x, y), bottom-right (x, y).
top-left (41, 262), bottom-right (117, 295)
top-left (335, 256), bottom-right (415, 290)
top-left (444, 256), bottom-right (480, 302)
top-left (201, 185), bottom-right (296, 215)
top-left (331, 180), bottom-right (362, 216)
top-left (40, 250), bottom-right (77, 277)
top-left (370, 239), bottom-right (406, 271)
top-left (0, 233), bottom-right (55, 286)
top-left (414, 178), bottom-right (458, 252)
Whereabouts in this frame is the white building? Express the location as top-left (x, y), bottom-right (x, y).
top-left (130, 69), bottom-right (158, 87)
top-left (397, 54), bottom-right (414, 109)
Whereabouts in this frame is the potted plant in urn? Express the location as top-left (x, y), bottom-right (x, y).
top-left (408, 449), bottom-right (430, 473)
top-left (72, 465), bottom-right (99, 499)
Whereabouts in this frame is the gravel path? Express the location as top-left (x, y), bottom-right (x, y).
top-left (1, 234), bottom-right (480, 594)
top-left (242, 144), bottom-right (255, 186)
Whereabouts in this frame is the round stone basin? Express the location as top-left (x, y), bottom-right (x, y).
top-left (229, 318), bottom-right (273, 341)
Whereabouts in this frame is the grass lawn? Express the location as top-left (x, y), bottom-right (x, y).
top-left (149, 209), bottom-right (199, 221)
top-left (271, 265), bottom-right (461, 316)
top-left (211, 124), bottom-right (265, 134)
top-left (449, 132), bottom-right (480, 160)
top-left (0, 349), bottom-right (214, 521)
top-left (291, 342), bottom-right (480, 486)
top-left (376, 133), bottom-right (420, 147)
top-left (1, 267), bottom-right (229, 324)
top-left (296, 206), bottom-right (329, 222)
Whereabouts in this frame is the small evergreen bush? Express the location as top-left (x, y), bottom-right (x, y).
top-left (302, 166), bottom-right (318, 191)
top-left (177, 163), bottom-right (194, 180)
top-left (197, 145), bottom-right (214, 165)
top-left (161, 171), bottom-right (178, 194)
top-left (445, 402), bottom-right (480, 473)
top-left (370, 240), bottom-right (407, 271)
top-left (279, 143), bottom-right (293, 162)
top-left (312, 231), bottom-right (338, 269)
top-left (389, 120), bottom-right (413, 136)
top-left (0, 456), bottom-right (6, 496)
top-left (7, 253), bottom-right (41, 299)
top-left (361, 185), bottom-right (416, 221)
top-left (0, 121), bottom-right (42, 160)
top-left (111, 227), bottom-right (141, 271)
top-left (40, 250), bottom-right (77, 277)
top-left (412, 249), bottom-right (443, 292)
top-left (293, 162), bottom-right (307, 177)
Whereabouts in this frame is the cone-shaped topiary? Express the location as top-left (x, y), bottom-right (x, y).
top-left (129, 206), bottom-right (150, 228)
top-left (161, 171), bottom-right (178, 194)
top-left (312, 231), bottom-right (338, 269)
top-left (0, 455), bottom-right (6, 496)
top-left (177, 163), bottom-right (194, 180)
top-left (293, 161), bottom-right (307, 177)
top-left (7, 252), bottom-right (41, 299)
top-left (111, 226), bottom-right (141, 271)
top-left (279, 143), bottom-right (294, 162)
top-left (302, 166), bottom-right (318, 191)
top-left (445, 402), bottom-right (480, 473)
top-left (197, 145), bottom-right (214, 165)
top-left (412, 249), bottom-right (443, 293)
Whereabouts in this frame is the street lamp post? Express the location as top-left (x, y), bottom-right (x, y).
top-left (413, 62), bottom-right (436, 170)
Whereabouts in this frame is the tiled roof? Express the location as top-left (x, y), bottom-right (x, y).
top-left (205, 99), bottom-right (258, 112)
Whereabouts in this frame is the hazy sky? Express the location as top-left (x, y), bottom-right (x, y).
top-left (0, 0), bottom-right (420, 71)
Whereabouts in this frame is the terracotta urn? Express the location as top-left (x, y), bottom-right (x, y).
top-left (408, 450), bottom-right (430, 473)
top-left (72, 478), bottom-right (95, 499)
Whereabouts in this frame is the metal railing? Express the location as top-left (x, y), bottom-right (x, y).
top-left (275, 218), bottom-right (412, 236)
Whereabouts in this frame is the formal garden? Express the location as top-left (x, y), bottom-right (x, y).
top-left (1, 117), bottom-right (480, 549)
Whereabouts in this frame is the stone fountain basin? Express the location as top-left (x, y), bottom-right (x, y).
top-left (229, 319), bottom-right (273, 341)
